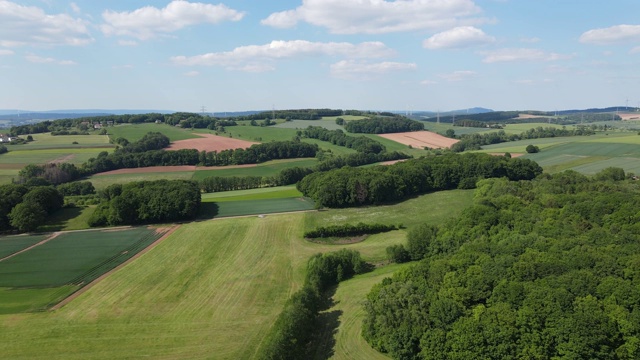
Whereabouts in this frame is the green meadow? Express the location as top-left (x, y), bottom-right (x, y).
top-left (193, 158), bottom-right (318, 180)
top-left (107, 123), bottom-right (201, 142)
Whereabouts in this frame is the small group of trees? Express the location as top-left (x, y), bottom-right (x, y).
top-left (304, 222), bottom-right (399, 238)
top-left (0, 184), bottom-right (64, 232)
top-left (298, 153), bottom-right (542, 208)
top-left (88, 180), bottom-right (200, 227)
top-left (344, 116), bottom-right (424, 134)
top-left (303, 126), bottom-right (386, 154)
top-left (259, 249), bottom-right (368, 359)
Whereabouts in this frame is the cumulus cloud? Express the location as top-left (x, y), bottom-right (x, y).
top-left (26, 54), bottom-right (76, 65)
top-left (330, 60), bottom-right (417, 80)
top-left (70, 2), bottom-right (81, 14)
top-left (580, 24), bottom-right (640, 45)
top-left (520, 37), bottom-right (540, 43)
top-left (0, 0), bottom-right (93, 47)
top-left (423, 26), bottom-right (495, 49)
top-left (261, 0), bottom-right (485, 34)
top-left (184, 70), bottom-right (199, 77)
top-left (118, 40), bottom-right (138, 47)
top-left (171, 40), bottom-right (395, 68)
top-left (481, 48), bottom-right (571, 63)
top-left (0, 49), bottom-right (14, 55)
top-left (101, 1), bottom-right (245, 40)
top-left (438, 70), bottom-right (477, 81)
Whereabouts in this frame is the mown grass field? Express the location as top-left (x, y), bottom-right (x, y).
top-left (6, 133), bottom-right (111, 150)
top-left (193, 158), bottom-right (318, 180)
top-left (86, 171), bottom-right (195, 190)
top-left (199, 197), bottom-right (316, 219)
top-left (0, 227), bottom-right (168, 314)
top-left (0, 190), bottom-right (474, 359)
top-left (201, 185), bottom-right (302, 202)
top-left (107, 123), bottom-right (201, 142)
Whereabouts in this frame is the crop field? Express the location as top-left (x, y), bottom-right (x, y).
top-left (196, 126), bottom-right (297, 142)
top-left (200, 197), bottom-right (316, 219)
top-left (107, 123), bottom-right (201, 142)
top-left (7, 133), bottom-right (111, 150)
top-left (0, 234), bottom-right (48, 259)
top-left (0, 147), bottom-right (108, 165)
top-left (201, 185), bottom-right (302, 202)
top-left (192, 158), bottom-right (318, 180)
top-left (0, 226), bottom-right (170, 314)
top-left (501, 122), bottom-right (568, 133)
top-left (274, 119), bottom-right (346, 130)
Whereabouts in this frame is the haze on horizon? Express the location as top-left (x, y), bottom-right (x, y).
top-left (0, 0), bottom-right (639, 113)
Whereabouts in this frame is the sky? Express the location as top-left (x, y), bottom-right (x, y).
top-left (1, 0), bottom-right (639, 113)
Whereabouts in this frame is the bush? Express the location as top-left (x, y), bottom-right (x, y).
top-left (386, 244), bottom-right (410, 263)
top-left (525, 144), bottom-right (540, 153)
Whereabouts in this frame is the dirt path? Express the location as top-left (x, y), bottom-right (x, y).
top-left (0, 232), bottom-right (61, 262)
top-left (50, 225), bottom-right (181, 311)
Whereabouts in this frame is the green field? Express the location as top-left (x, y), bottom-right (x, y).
top-left (0, 227), bottom-right (169, 313)
top-left (196, 125), bottom-right (297, 142)
top-left (193, 158), bottom-right (318, 180)
top-left (0, 234), bottom-right (48, 259)
top-left (201, 185), bottom-right (302, 202)
top-left (274, 118), bottom-right (346, 130)
top-left (0, 147), bottom-right (109, 165)
top-left (107, 123), bottom-right (201, 142)
top-left (6, 133), bottom-right (112, 150)
top-left (200, 197), bottom-right (316, 218)
top-left (86, 171), bottom-right (195, 190)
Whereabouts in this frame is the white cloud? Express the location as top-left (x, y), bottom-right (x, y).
top-left (70, 2), bottom-right (81, 14)
top-left (101, 1), bottom-right (245, 40)
top-left (184, 70), bottom-right (200, 77)
top-left (0, 0), bottom-right (93, 47)
top-left (261, 0), bottom-right (486, 34)
top-left (629, 46), bottom-right (640, 54)
top-left (227, 64), bottom-right (277, 73)
top-left (580, 24), bottom-right (640, 45)
top-left (423, 26), bottom-right (495, 50)
top-left (112, 64), bottom-right (134, 70)
top-left (438, 70), bottom-right (477, 81)
top-left (420, 79), bottom-right (438, 86)
top-left (481, 48), bottom-right (571, 63)
top-left (0, 49), bottom-right (14, 55)
top-left (520, 37), bottom-right (540, 43)
top-left (26, 54), bottom-right (76, 65)
top-left (171, 40), bottom-right (395, 67)
top-left (330, 60), bottom-right (417, 80)
top-left (118, 40), bottom-right (138, 47)
top-left (514, 78), bottom-right (553, 85)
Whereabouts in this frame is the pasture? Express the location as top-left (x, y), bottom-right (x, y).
top-left (0, 189), bottom-right (474, 359)
top-left (0, 226), bottom-right (170, 314)
top-left (192, 158), bottom-right (318, 180)
top-left (107, 123), bottom-right (201, 142)
top-left (7, 133), bottom-right (111, 150)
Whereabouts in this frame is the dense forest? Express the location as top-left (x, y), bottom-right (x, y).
top-left (88, 180), bottom-right (201, 227)
top-left (363, 170), bottom-right (640, 359)
top-left (0, 183), bottom-right (64, 232)
top-left (345, 117), bottom-right (424, 134)
top-left (297, 153), bottom-right (542, 208)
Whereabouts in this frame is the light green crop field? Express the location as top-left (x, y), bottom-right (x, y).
top-left (274, 119), bottom-right (346, 130)
top-left (86, 171), bottom-right (195, 190)
top-left (195, 125), bottom-right (297, 142)
top-left (107, 123), bottom-right (201, 142)
top-left (422, 122), bottom-right (492, 136)
top-left (6, 133), bottom-right (112, 150)
top-left (305, 189), bottom-right (474, 231)
top-left (201, 185), bottom-right (302, 202)
top-left (501, 122), bottom-right (568, 133)
top-left (0, 147), bottom-right (108, 165)
top-left (192, 158), bottom-right (318, 180)
top-left (200, 197), bottom-right (316, 218)
top-left (0, 213), bottom-right (409, 359)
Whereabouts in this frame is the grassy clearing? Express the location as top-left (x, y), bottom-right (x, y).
top-left (201, 185), bottom-right (302, 202)
top-left (7, 133), bottom-right (111, 150)
top-left (40, 206), bottom-right (96, 232)
top-left (305, 189), bottom-right (474, 231)
top-left (0, 234), bottom-right (48, 259)
top-left (192, 158), bottom-right (318, 180)
top-left (107, 123), bottom-right (200, 142)
top-left (86, 171), bottom-right (195, 190)
top-left (200, 197), bottom-right (316, 218)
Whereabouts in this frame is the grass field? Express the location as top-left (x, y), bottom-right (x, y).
top-left (40, 206), bottom-right (97, 232)
top-left (86, 171), bottom-right (195, 190)
top-left (6, 133), bottom-right (112, 150)
top-left (0, 227), bottom-right (169, 314)
top-left (196, 126), bottom-right (297, 142)
top-left (0, 189), bottom-right (474, 358)
top-left (199, 197), bottom-right (316, 218)
top-left (274, 119), bottom-right (346, 130)
top-left (201, 185), bottom-right (302, 202)
top-left (107, 123), bottom-right (201, 142)
top-left (0, 147), bottom-right (109, 165)
top-left (193, 158), bottom-right (318, 180)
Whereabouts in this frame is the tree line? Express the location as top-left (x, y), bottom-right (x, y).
top-left (449, 126), bottom-right (596, 152)
top-left (303, 126), bottom-right (386, 154)
top-left (0, 183), bottom-right (65, 232)
top-left (88, 180), bottom-right (201, 227)
top-left (344, 116), bottom-right (424, 134)
top-left (297, 153), bottom-right (542, 208)
top-left (259, 249), bottom-right (368, 359)
top-left (304, 222), bottom-right (399, 238)
top-left (363, 169), bottom-right (640, 359)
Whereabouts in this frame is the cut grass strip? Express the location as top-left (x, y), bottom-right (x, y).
top-left (201, 186), bottom-right (302, 202)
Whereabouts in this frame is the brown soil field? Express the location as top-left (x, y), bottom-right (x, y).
top-left (166, 133), bottom-right (258, 152)
top-left (619, 112), bottom-right (640, 120)
top-left (379, 131), bottom-right (459, 149)
top-left (515, 114), bottom-right (549, 119)
top-left (48, 154), bottom-right (76, 164)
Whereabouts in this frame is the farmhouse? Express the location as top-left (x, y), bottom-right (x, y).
top-left (0, 134), bottom-right (16, 143)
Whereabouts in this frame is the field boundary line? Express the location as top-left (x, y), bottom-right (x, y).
top-left (0, 232), bottom-right (61, 262)
top-left (50, 224), bottom-right (181, 311)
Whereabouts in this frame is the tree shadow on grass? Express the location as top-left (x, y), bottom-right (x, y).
top-left (196, 202), bottom-right (219, 220)
top-left (40, 207), bottom-right (84, 232)
top-left (307, 285), bottom-right (343, 360)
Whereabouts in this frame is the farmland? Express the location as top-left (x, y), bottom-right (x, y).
top-left (0, 188), bottom-right (473, 359)
top-left (107, 123), bottom-right (201, 142)
top-left (0, 227), bottom-right (171, 314)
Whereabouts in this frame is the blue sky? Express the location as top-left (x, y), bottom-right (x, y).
top-left (1, 0), bottom-right (639, 112)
